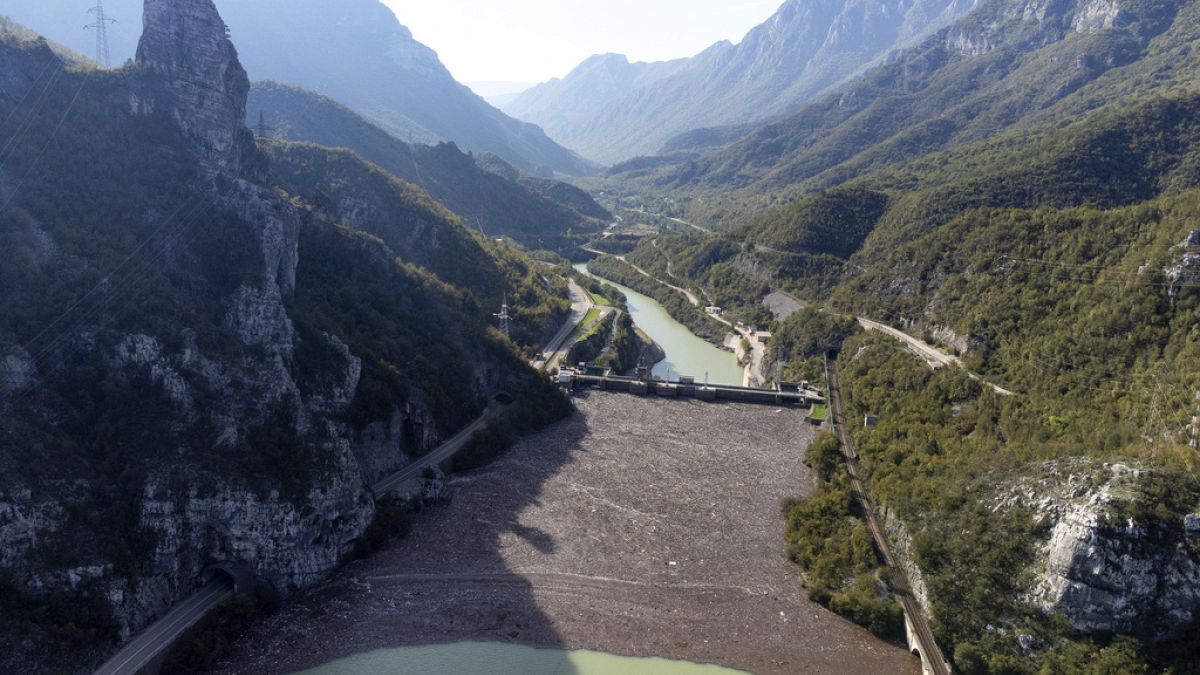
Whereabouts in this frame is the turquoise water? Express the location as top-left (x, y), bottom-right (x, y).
top-left (295, 642), bottom-right (748, 675)
top-left (575, 263), bottom-right (744, 386)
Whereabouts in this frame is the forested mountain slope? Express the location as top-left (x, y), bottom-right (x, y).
top-left (1, 0), bottom-right (594, 177)
top-left (505, 0), bottom-right (979, 164)
top-left (604, 0), bottom-right (1196, 229)
top-left (0, 4), bottom-right (567, 671)
top-left (247, 81), bottom-right (608, 251)
top-left (605, 3), bottom-right (1200, 671)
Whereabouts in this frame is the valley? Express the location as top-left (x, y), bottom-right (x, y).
top-left (214, 394), bottom-right (918, 675)
top-left (2, 0), bottom-right (1200, 673)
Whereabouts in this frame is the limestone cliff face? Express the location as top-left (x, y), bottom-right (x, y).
top-left (946, 0), bottom-right (1132, 56)
top-left (996, 461), bottom-right (1200, 639)
top-left (133, 0), bottom-right (261, 176)
top-left (0, 0), bottom-right (460, 658)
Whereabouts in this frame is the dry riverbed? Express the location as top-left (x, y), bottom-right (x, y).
top-left (215, 393), bottom-right (917, 675)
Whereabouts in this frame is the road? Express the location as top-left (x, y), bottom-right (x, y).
top-left (770, 289), bottom-right (1014, 397)
top-left (533, 279), bottom-right (593, 370)
top-left (93, 578), bottom-right (235, 675)
top-left (371, 409), bottom-right (497, 497)
top-left (855, 317), bottom-right (1014, 396)
top-left (586, 248), bottom-right (703, 308)
top-left (826, 362), bottom-right (950, 675)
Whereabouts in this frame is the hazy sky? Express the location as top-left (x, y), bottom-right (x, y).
top-left (384, 0), bottom-right (783, 84)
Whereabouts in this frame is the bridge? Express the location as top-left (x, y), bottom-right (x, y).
top-left (558, 368), bottom-right (825, 407)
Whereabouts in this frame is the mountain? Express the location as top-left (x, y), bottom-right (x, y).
top-left (0, 0), bottom-right (594, 177)
top-left (503, 0), bottom-right (980, 164)
top-left (503, 52), bottom-right (690, 153)
top-left (0, 3), bottom-right (571, 671)
top-left (594, 1), bottom-right (1200, 669)
top-left (467, 81), bottom-right (535, 107)
top-left (247, 81), bottom-right (609, 251)
top-left (604, 0), bottom-right (1199, 228)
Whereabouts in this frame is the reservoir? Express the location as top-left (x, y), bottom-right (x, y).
top-left (297, 642), bottom-right (747, 675)
top-left (574, 263), bottom-right (744, 386)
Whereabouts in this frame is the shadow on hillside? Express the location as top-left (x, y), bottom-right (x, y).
top-left (222, 403), bottom-right (595, 675)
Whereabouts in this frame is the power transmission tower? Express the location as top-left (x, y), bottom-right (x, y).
top-left (494, 295), bottom-right (511, 339)
top-left (84, 0), bottom-right (116, 68)
top-left (255, 112), bottom-right (275, 139)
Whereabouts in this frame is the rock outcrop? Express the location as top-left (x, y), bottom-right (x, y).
top-left (0, 0), bottom-right (468, 661)
top-left (1167, 230), bottom-right (1200, 297)
top-left (133, 0), bottom-right (261, 176)
top-left (998, 461), bottom-right (1200, 639)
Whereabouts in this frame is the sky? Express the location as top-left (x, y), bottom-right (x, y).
top-left (383, 0), bottom-right (784, 85)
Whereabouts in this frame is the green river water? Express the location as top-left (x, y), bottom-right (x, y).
top-left (297, 268), bottom-right (750, 675)
top-left (296, 642), bottom-right (746, 675)
top-left (573, 263), bottom-right (744, 386)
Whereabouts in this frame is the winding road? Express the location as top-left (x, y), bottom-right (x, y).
top-left (93, 578), bottom-right (235, 675)
top-left (534, 279), bottom-right (593, 370)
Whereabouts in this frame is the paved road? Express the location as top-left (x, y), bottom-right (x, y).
top-left (770, 289), bottom-right (1014, 397)
top-left (827, 362), bottom-right (950, 675)
top-left (93, 578), bottom-right (235, 675)
top-left (856, 317), bottom-right (1014, 396)
top-left (534, 279), bottom-right (593, 370)
top-left (371, 410), bottom-right (496, 497)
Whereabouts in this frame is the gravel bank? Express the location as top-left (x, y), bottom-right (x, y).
top-left (216, 392), bottom-right (917, 674)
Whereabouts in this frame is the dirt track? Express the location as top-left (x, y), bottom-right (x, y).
top-left (216, 393), bottom-right (918, 674)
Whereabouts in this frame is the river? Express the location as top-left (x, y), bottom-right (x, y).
top-left (298, 642), bottom-right (746, 675)
top-left (573, 263), bottom-right (743, 386)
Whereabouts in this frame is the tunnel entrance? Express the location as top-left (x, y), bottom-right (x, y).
top-left (200, 562), bottom-right (256, 593)
top-left (493, 392), bottom-right (515, 406)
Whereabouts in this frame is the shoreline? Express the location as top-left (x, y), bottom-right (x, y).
top-left (215, 394), bottom-right (918, 675)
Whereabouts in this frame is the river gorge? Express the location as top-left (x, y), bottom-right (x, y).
top-left (574, 263), bottom-right (745, 386)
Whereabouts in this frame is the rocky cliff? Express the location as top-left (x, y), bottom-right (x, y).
top-left (995, 460), bottom-right (1200, 640)
top-left (133, 0), bottom-right (261, 176)
top-left (0, 3), bottom-right (536, 670)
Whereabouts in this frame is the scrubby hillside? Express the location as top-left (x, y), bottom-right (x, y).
top-left (247, 82), bottom-right (608, 251)
top-left (0, 5), bottom-right (569, 671)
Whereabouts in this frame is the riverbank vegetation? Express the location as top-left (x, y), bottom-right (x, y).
top-left (785, 432), bottom-right (903, 641)
top-left (587, 255), bottom-right (729, 344)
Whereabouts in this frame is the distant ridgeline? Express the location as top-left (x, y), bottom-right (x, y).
top-left (0, 0), bottom-right (598, 178)
top-left (247, 81), bottom-right (610, 253)
top-left (591, 0), bottom-right (1200, 672)
top-left (0, 2), bottom-right (570, 671)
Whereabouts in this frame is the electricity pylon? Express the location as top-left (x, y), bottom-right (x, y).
top-left (85, 0), bottom-right (116, 68)
top-left (494, 295), bottom-right (511, 339)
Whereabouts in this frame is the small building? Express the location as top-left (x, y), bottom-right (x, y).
top-left (755, 331), bottom-right (772, 344)
top-left (705, 306), bottom-right (723, 315)
top-left (864, 414), bottom-right (879, 428)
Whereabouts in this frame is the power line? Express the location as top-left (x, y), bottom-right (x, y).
top-left (0, 60), bottom-right (66, 174)
top-left (0, 68), bottom-right (94, 214)
top-left (84, 0), bottom-right (116, 68)
top-left (0, 51), bottom-right (60, 131)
